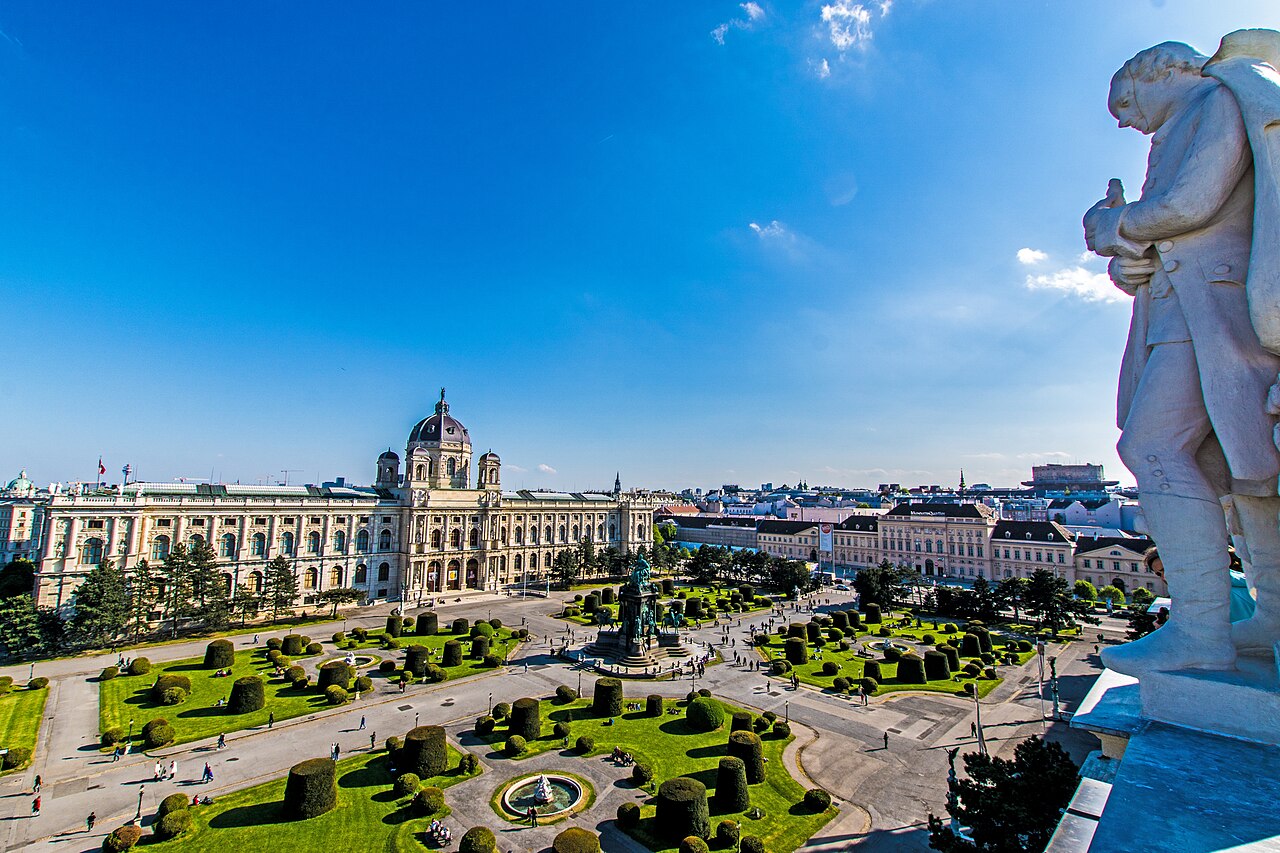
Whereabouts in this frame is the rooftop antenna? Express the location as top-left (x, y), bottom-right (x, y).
top-left (280, 469), bottom-right (301, 486)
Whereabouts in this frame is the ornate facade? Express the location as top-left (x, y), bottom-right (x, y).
top-left (33, 391), bottom-right (659, 611)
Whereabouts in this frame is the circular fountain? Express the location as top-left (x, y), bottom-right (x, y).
top-left (866, 640), bottom-right (910, 655)
top-left (322, 653), bottom-right (378, 670)
top-left (498, 773), bottom-right (587, 820)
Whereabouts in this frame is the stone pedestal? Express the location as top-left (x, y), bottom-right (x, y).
top-left (1139, 657), bottom-right (1280, 744)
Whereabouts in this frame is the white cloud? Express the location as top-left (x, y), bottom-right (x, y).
top-left (1016, 247), bottom-right (1048, 265)
top-left (1025, 266), bottom-right (1124, 303)
top-left (537, 463), bottom-right (557, 474)
top-left (505, 464), bottom-right (527, 473)
top-left (712, 3), bottom-right (765, 44)
top-left (749, 220), bottom-right (788, 239)
top-left (813, 58), bottom-right (832, 79)
top-left (821, 0), bottom-right (883, 51)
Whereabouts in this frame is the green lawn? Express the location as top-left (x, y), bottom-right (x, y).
top-left (153, 744), bottom-right (477, 851)
top-left (467, 696), bottom-right (835, 853)
top-left (0, 685), bottom-right (48, 772)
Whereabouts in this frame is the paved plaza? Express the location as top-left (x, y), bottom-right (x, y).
top-left (0, 589), bottom-right (1110, 852)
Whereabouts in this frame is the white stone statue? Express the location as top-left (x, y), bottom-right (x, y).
top-left (534, 774), bottom-right (554, 804)
top-left (1084, 30), bottom-right (1280, 677)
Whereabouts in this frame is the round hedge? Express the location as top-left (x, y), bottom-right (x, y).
top-left (785, 637), bottom-right (809, 665)
top-left (282, 634), bottom-right (305, 656)
top-left (741, 836), bottom-right (766, 853)
top-left (158, 793), bottom-right (189, 819)
top-left (325, 685), bottom-right (349, 705)
top-left (728, 731), bottom-right (765, 783)
top-left (458, 826), bottom-right (497, 853)
top-left (127, 657), bottom-right (151, 676)
top-left (394, 772), bottom-right (420, 798)
top-left (416, 611), bottom-right (439, 635)
top-left (475, 716), bottom-right (496, 735)
top-left (266, 637), bottom-right (283, 651)
top-left (821, 661), bottom-right (840, 676)
top-left (770, 659), bottom-right (791, 675)
top-left (460, 752), bottom-right (479, 773)
top-left (355, 675), bottom-right (372, 693)
top-left (593, 677), bottom-right (623, 717)
top-left (804, 788), bottom-right (832, 811)
top-left (442, 640), bottom-right (463, 668)
top-left (680, 838), bottom-right (710, 853)
top-left (151, 674), bottom-right (192, 704)
top-left (204, 639), bottom-right (235, 669)
top-left (716, 820), bottom-right (741, 848)
top-left (385, 616), bottom-right (402, 638)
top-left (633, 761), bottom-right (654, 784)
top-left (510, 697), bottom-right (541, 741)
top-left (403, 725), bottom-right (448, 778)
top-left (730, 711), bottom-right (752, 732)
top-left (405, 645), bottom-right (429, 677)
top-left (555, 685), bottom-right (578, 704)
top-left (772, 721), bottom-right (791, 738)
top-left (103, 824), bottom-right (144, 852)
top-left (618, 801), bottom-right (641, 828)
top-left (100, 666), bottom-right (119, 681)
top-left (686, 696), bottom-right (725, 733)
top-left (101, 727), bottom-right (124, 747)
top-left (553, 721), bottom-right (571, 739)
top-left (646, 694), bottom-right (663, 716)
top-left (714, 756), bottom-right (750, 812)
top-left (283, 757), bottom-right (337, 819)
top-left (575, 734), bottom-right (595, 753)
top-left (154, 808), bottom-right (192, 840)
top-left (305, 642), bottom-right (322, 655)
top-left (656, 777), bottom-right (711, 841)
top-left (317, 661), bottom-right (354, 690)
top-left (425, 664), bottom-right (446, 683)
top-left (414, 785), bottom-right (446, 816)
top-left (0, 746), bottom-right (30, 770)
top-left (863, 660), bottom-right (882, 682)
top-left (552, 827), bottom-right (601, 853)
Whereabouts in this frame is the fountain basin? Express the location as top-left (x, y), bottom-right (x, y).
top-left (866, 640), bottom-right (910, 654)
top-left (321, 654), bottom-right (378, 670)
top-left (498, 773), bottom-right (587, 820)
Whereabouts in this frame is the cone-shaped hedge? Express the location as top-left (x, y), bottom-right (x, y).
top-left (897, 654), bottom-right (927, 684)
top-left (727, 731), bottom-right (765, 783)
top-left (282, 634), bottom-right (305, 656)
top-left (317, 661), bottom-right (354, 690)
top-left (600, 587), bottom-right (615, 605)
top-left (402, 725), bottom-right (447, 779)
top-left (405, 645), bottom-right (429, 677)
top-left (730, 711), bottom-right (753, 732)
top-left (662, 578), bottom-right (675, 594)
top-left (785, 637), bottom-right (809, 666)
top-left (229, 676), bottom-right (265, 714)
top-left (714, 756), bottom-right (750, 812)
top-left (960, 633), bottom-right (982, 657)
top-left (283, 757), bottom-right (337, 819)
top-left (863, 603), bottom-right (882, 623)
top-left (646, 694), bottom-right (663, 716)
top-left (443, 640), bottom-right (463, 668)
top-left (510, 697), bottom-right (541, 741)
top-left (656, 777), bottom-right (711, 841)
top-left (471, 635), bottom-right (490, 659)
top-left (416, 611), bottom-right (439, 636)
top-left (204, 639), bottom-right (234, 669)
top-left (846, 609), bottom-right (862, 629)
top-left (593, 677), bottom-right (623, 717)
top-left (686, 598), bottom-right (703, 619)
top-left (863, 660), bottom-right (882, 682)
top-left (923, 650), bottom-right (951, 681)
top-left (385, 616), bottom-right (402, 638)
top-left (939, 644), bottom-right (961, 672)
top-left (787, 622), bottom-right (806, 639)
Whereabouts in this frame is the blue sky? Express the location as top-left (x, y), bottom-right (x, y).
top-left (0, 1), bottom-right (1273, 492)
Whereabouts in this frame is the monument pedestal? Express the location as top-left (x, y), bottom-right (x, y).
top-left (1139, 657), bottom-right (1280, 744)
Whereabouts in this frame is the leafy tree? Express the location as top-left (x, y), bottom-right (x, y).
top-left (1023, 570), bottom-right (1099, 634)
top-left (0, 558), bottom-right (36, 598)
top-left (317, 587), bottom-right (364, 618)
top-left (769, 559), bottom-right (813, 596)
top-left (1073, 580), bottom-right (1097, 602)
top-left (552, 550), bottom-right (580, 590)
top-left (853, 561), bottom-right (909, 609)
top-left (1097, 585), bottom-right (1126, 607)
top-left (1130, 587), bottom-right (1155, 607)
top-left (232, 585), bottom-right (260, 627)
top-left (577, 536), bottom-right (598, 577)
top-left (971, 576), bottom-right (1001, 623)
top-left (262, 555), bottom-right (299, 623)
top-left (70, 557), bottom-right (129, 647)
top-left (994, 577), bottom-right (1028, 623)
top-left (927, 735), bottom-right (1079, 853)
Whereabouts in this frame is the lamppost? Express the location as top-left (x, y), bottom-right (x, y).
top-left (128, 718), bottom-right (134, 742)
top-left (1050, 657), bottom-right (1061, 721)
top-left (488, 692), bottom-right (493, 714)
top-left (577, 669), bottom-right (582, 697)
top-left (784, 701), bottom-right (789, 723)
top-left (135, 785), bottom-right (145, 823)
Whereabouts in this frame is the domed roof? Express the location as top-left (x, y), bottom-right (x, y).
top-left (379, 448), bottom-right (400, 461)
top-left (408, 388), bottom-right (470, 446)
top-left (479, 450), bottom-right (500, 462)
top-left (4, 469), bottom-right (35, 495)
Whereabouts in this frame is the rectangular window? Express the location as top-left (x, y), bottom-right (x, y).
top-left (192, 518), bottom-right (205, 526)
top-left (1083, 558), bottom-right (1091, 568)
top-left (87, 520), bottom-right (105, 529)
top-left (360, 516), bottom-right (371, 524)
top-left (223, 517), bottom-right (237, 525)
top-left (382, 516), bottom-right (393, 524)
top-left (1058, 552), bottom-right (1065, 563)
top-left (309, 516), bottom-right (322, 525)
top-left (283, 517), bottom-right (295, 524)
top-left (1113, 561), bottom-right (1121, 571)
top-left (254, 517), bottom-right (267, 526)
top-left (157, 519), bottom-right (172, 527)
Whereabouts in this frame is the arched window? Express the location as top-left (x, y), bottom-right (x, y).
top-left (251, 532), bottom-right (266, 556)
top-left (331, 566), bottom-right (344, 586)
top-left (531, 526), bottom-right (539, 544)
top-left (609, 523), bottom-right (616, 539)
top-left (530, 553), bottom-right (538, 571)
top-left (334, 530), bottom-right (346, 552)
top-left (377, 562), bottom-right (390, 582)
top-left (221, 572), bottom-right (233, 594)
top-left (220, 533), bottom-right (237, 557)
top-left (597, 523), bottom-right (604, 540)
top-left (544, 526), bottom-right (553, 544)
top-left (189, 533), bottom-right (205, 548)
top-left (558, 525), bottom-right (567, 543)
top-left (469, 528), bottom-right (479, 547)
top-left (545, 551), bottom-right (553, 569)
top-left (81, 537), bottom-right (104, 565)
top-left (250, 571), bottom-right (264, 593)
top-left (514, 554), bottom-right (523, 571)
top-left (378, 529), bottom-right (392, 550)
top-left (450, 529), bottom-right (461, 548)
top-left (282, 531), bottom-right (295, 555)
top-left (305, 567), bottom-right (318, 589)
top-left (307, 531), bottom-right (321, 553)
top-left (515, 526), bottom-right (524, 544)
top-left (356, 529), bottom-right (369, 552)
top-left (415, 464), bottom-right (424, 479)
top-left (447, 458), bottom-right (456, 476)
top-left (354, 564), bottom-right (367, 584)
top-left (572, 524), bottom-right (580, 541)
top-left (431, 529), bottom-right (442, 549)
top-left (501, 526), bottom-right (508, 542)
top-left (151, 534), bottom-right (171, 561)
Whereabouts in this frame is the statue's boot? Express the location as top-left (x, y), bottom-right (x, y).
top-left (1101, 493), bottom-right (1235, 677)
top-left (1229, 495), bottom-right (1280, 656)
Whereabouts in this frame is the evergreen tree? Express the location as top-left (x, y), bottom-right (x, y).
top-left (0, 558), bottom-right (36, 598)
top-left (125, 559), bottom-right (159, 642)
top-left (187, 539), bottom-right (231, 631)
top-left (70, 557), bottom-right (129, 647)
top-left (928, 735), bottom-right (1079, 853)
top-left (552, 550), bottom-right (580, 589)
top-left (262, 555), bottom-right (299, 623)
top-left (853, 561), bottom-right (909, 609)
top-left (578, 536), bottom-right (598, 577)
top-left (0, 595), bottom-right (64, 658)
top-left (994, 577), bottom-right (1028, 623)
top-left (1023, 569), bottom-right (1099, 634)
top-left (160, 543), bottom-right (195, 637)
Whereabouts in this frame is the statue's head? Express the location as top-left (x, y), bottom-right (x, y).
top-left (1109, 41), bottom-right (1209, 134)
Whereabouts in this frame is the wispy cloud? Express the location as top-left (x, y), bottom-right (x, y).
top-left (537, 463), bottom-right (557, 475)
top-left (505, 464), bottom-right (527, 473)
top-left (820, 0), bottom-right (891, 52)
top-left (1025, 266), bottom-right (1123, 303)
top-left (1016, 247), bottom-right (1048, 265)
top-left (712, 2), bottom-right (766, 45)
top-left (813, 58), bottom-right (831, 79)
top-left (749, 220), bottom-right (788, 239)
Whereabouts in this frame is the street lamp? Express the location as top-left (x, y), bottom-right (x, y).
top-left (135, 785), bottom-right (145, 823)
top-left (577, 669), bottom-right (582, 697)
top-left (784, 701), bottom-right (789, 723)
top-left (488, 692), bottom-right (493, 714)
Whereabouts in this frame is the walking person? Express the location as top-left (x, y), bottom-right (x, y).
top-left (268, 712), bottom-right (274, 729)
top-left (86, 812), bottom-right (96, 832)
top-left (217, 733), bottom-right (226, 750)
top-left (359, 715), bottom-right (366, 731)
top-left (32, 774), bottom-right (40, 793)
top-left (883, 732), bottom-right (889, 750)
top-left (169, 760), bottom-right (177, 781)
top-left (154, 760), bottom-right (163, 780)
top-left (370, 733), bottom-right (376, 750)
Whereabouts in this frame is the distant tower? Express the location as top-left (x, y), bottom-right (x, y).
top-left (959, 469), bottom-right (967, 496)
top-left (376, 449), bottom-right (400, 488)
top-left (405, 388), bottom-right (472, 489)
top-left (478, 451), bottom-right (501, 491)
top-left (613, 472), bottom-right (622, 497)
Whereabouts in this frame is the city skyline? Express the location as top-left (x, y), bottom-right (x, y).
top-left (1, 2), bottom-right (1271, 490)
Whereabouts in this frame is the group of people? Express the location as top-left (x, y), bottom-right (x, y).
top-left (153, 760), bottom-right (178, 781)
top-left (610, 746), bottom-right (635, 765)
top-left (210, 668), bottom-right (233, 678)
top-left (427, 818), bottom-right (452, 844)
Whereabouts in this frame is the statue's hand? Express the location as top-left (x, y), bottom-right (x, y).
top-left (1108, 256), bottom-right (1155, 296)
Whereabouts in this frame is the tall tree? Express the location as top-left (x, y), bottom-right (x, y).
top-left (769, 559), bottom-right (813, 596)
top-left (0, 595), bottom-right (64, 658)
top-left (316, 587), bottom-right (364, 618)
top-left (854, 561), bottom-right (910, 609)
top-left (125, 559), bottom-right (160, 642)
top-left (994, 577), bottom-right (1029, 623)
top-left (0, 558), bottom-right (36, 598)
top-left (70, 557), bottom-right (129, 647)
top-left (187, 539), bottom-right (231, 631)
top-left (231, 585), bottom-right (260, 627)
top-left (1023, 569), bottom-right (1099, 634)
top-left (578, 537), bottom-right (598, 577)
top-left (160, 543), bottom-right (194, 637)
top-left (261, 555), bottom-right (299, 623)
top-left (552, 550), bottom-right (580, 590)
top-left (928, 735), bottom-right (1079, 853)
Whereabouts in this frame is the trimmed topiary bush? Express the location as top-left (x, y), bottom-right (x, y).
top-left (785, 637), bottom-right (809, 665)
top-left (728, 730), bottom-right (765, 783)
top-left (127, 657), bottom-right (150, 676)
top-left (475, 716), bottom-right (496, 736)
top-left (583, 593), bottom-right (600, 613)
top-left (662, 578), bottom-right (675, 594)
top-left (157, 793), bottom-right (188, 819)
top-left (452, 618), bottom-right (470, 634)
top-left (555, 685), bottom-right (578, 703)
top-left (593, 677), bottom-right (623, 717)
top-left (100, 727), bottom-right (124, 747)
top-left (442, 640), bottom-right (463, 668)
top-left (575, 734), bottom-right (595, 753)
top-left (804, 788), bottom-right (833, 811)
top-left (385, 616), bottom-right (402, 638)
top-left (741, 836), bottom-right (766, 853)
top-left (679, 838), bottom-right (710, 853)
top-left (787, 622), bottom-right (806, 639)
top-left (601, 586), bottom-right (616, 605)
top-left (405, 644), bottom-right (429, 676)
top-left (805, 621), bottom-right (821, 642)
top-left (283, 757), bottom-right (337, 819)
top-left (355, 675), bottom-right (372, 693)
top-left (151, 674), bottom-right (192, 704)
top-left (864, 602), bottom-right (882, 623)
top-left (100, 666), bottom-right (119, 681)
top-left (492, 702), bottom-right (511, 719)
top-left (730, 711), bottom-right (752, 732)
top-left (924, 650), bottom-right (951, 680)
top-left (833, 676), bottom-right (850, 693)
top-left (416, 611), bottom-right (439, 635)
top-left (686, 696), bottom-right (725, 733)
top-left (160, 686), bottom-right (188, 705)
top-left (0, 746), bottom-right (30, 770)
top-left (414, 785), bottom-right (446, 815)
top-left (553, 721), bottom-right (571, 740)
top-left (379, 659), bottom-right (396, 673)
top-left (772, 721), bottom-right (791, 738)
top-left (306, 642), bottom-right (323, 655)
top-left (716, 820), bottom-right (741, 849)
top-left (471, 635), bottom-right (490, 658)
top-left (318, 661), bottom-right (354, 690)
top-left (714, 756), bottom-right (750, 812)
top-left (863, 660), bottom-right (882, 681)
top-left (458, 826), bottom-right (497, 853)
top-left (656, 777), bottom-right (711, 841)
top-left (770, 659), bottom-right (791, 675)
top-left (897, 654), bottom-right (927, 684)
top-left (325, 685), bottom-right (349, 705)
top-left (960, 633), bottom-right (982, 656)
top-left (425, 664), bottom-right (447, 683)
top-left (282, 634), bottom-right (305, 656)
top-left (552, 826), bottom-right (601, 853)
top-left (102, 825), bottom-right (144, 852)
top-left (821, 661), bottom-right (840, 676)
top-left (403, 725), bottom-right (448, 778)
top-left (962, 681), bottom-right (976, 696)
top-left (155, 806), bottom-right (193, 839)
top-left (646, 694), bottom-right (663, 716)
top-left (459, 752), bottom-right (479, 775)
top-left (618, 800), bottom-right (641, 828)
top-left (831, 610), bottom-right (849, 630)
top-left (204, 639), bottom-right (235, 669)
top-left (632, 761), bottom-right (655, 784)
top-left (228, 675), bottom-right (265, 714)
top-left (939, 644), bottom-right (961, 672)
top-left (394, 772), bottom-right (420, 798)
top-left (510, 697), bottom-right (541, 741)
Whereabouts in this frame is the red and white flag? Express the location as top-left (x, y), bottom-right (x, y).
top-left (98, 457), bottom-right (106, 476)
